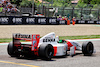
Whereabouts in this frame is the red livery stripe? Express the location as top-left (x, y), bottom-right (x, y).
top-left (53, 46), bottom-right (57, 56)
top-left (65, 40), bottom-right (76, 50)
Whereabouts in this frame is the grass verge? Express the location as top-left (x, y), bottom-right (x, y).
top-left (0, 35), bottom-right (100, 43)
top-left (0, 38), bottom-right (12, 43)
top-left (59, 35), bottom-right (100, 40)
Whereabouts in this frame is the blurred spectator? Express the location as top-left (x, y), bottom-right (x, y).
top-left (7, 4), bottom-right (12, 14)
top-left (57, 15), bottom-right (62, 21)
top-left (81, 15), bottom-right (83, 20)
top-left (11, 6), bottom-right (20, 13)
top-left (68, 16), bottom-right (71, 20)
top-left (72, 17), bottom-right (76, 25)
top-left (1, 0), bottom-right (5, 3)
top-left (0, 4), bottom-right (3, 13)
top-left (67, 16), bottom-right (71, 25)
top-left (0, 0), bottom-right (19, 14)
top-left (63, 16), bottom-right (68, 25)
top-left (63, 16), bottom-right (68, 21)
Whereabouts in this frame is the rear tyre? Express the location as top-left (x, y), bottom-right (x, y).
top-left (82, 41), bottom-right (94, 56)
top-left (38, 44), bottom-right (54, 60)
top-left (7, 42), bottom-right (15, 57)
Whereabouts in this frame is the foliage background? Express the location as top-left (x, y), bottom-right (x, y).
top-left (10, 0), bottom-right (100, 8)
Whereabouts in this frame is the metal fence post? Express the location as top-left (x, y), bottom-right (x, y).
top-left (20, 6), bottom-right (22, 16)
top-left (98, 9), bottom-right (100, 21)
top-left (63, 7), bottom-right (64, 16)
top-left (81, 8), bottom-right (83, 20)
top-left (44, 6), bottom-right (46, 17)
top-left (72, 7), bottom-right (74, 19)
top-left (32, 0), bottom-right (34, 16)
top-left (90, 8), bottom-right (92, 20)
top-left (47, 4), bottom-right (49, 17)
top-left (42, 0), bottom-right (44, 14)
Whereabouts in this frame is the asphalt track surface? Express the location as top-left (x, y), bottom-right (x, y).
top-left (0, 24), bottom-right (100, 38)
top-left (0, 39), bottom-right (100, 67)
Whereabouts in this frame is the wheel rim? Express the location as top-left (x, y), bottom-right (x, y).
top-left (47, 48), bottom-right (53, 58)
top-left (87, 42), bottom-right (93, 54)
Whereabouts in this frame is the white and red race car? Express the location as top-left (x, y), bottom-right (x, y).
top-left (7, 32), bottom-right (95, 60)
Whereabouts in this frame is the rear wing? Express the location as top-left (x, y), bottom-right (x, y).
top-left (13, 33), bottom-right (40, 51)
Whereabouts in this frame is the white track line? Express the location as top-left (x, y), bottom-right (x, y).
top-left (70, 38), bottom-right (100, 42)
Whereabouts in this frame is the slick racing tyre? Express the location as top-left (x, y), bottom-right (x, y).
top-left (7, 42), bottom-right (15, 57)
top-left (38, 44), bottom-right (54, 60)
top-left (82, 41), bottom-right (94, 56)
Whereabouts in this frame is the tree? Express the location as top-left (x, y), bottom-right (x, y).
top-left (78, 0), bottom-right (100, 4)
top-left (11, 0), bottom-right (40, 7)
top-left (11, 0), bottom-right (22, 6)
top-left (52, 0), bottom-right (72, 7)
top-left (91, 0), bottom-right (100, 4)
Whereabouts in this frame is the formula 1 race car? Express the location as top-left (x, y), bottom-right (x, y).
top-left (7, 32), bottom-right (95, 60)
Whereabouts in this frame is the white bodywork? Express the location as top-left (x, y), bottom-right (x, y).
top-left (65, 40), bottom-right (82, 56)
top-left (38, 32), bottom-right (95, 56)
top-left (67, 40), bottom-right (82, 51)
top-left (38, 32), bottom-right (67, 56)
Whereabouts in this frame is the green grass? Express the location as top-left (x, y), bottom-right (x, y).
top-left (59, 35), bottom-right (100, 40)
top-left (0, 35), bottom-right (100, 43)
top-left (0, 38), bottom-right (12, 43)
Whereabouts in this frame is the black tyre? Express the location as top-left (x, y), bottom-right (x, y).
top-left (63, 51), bottom-right (67, 58)
top-left (38, 44), bottom-right (54, 60)
top-left (82, 41), bottom-right (94, 56)
top-left (7, 42), bottom-right (15, 57)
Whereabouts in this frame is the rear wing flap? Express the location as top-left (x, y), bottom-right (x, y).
top-left (13, 33), bottom-right (40, 51)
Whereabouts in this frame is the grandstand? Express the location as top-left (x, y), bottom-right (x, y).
top-left (0, 0), bottom-right (20, 16)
